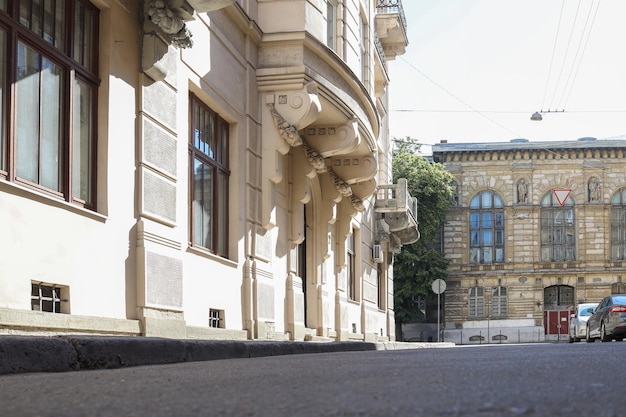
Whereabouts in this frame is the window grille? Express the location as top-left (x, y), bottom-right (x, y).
top-left (31, 283), bottom-right (66, 313)
top-left (209, 309), bottom-right (224, 328)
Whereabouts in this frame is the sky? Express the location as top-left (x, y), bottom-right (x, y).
top-left (388, 0), bottom-right (626, 154)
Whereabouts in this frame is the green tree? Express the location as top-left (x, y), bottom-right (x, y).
top-left (392, 137), bottom-right (455, 325)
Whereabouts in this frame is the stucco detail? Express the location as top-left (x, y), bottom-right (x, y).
top-left (144, 0), bottom-right (193, 49)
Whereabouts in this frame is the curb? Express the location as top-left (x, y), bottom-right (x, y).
top-left (0, 336), bottom-right (455, 375)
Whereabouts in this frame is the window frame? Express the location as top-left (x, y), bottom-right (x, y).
top-left (469, 190), bottom-right (505, 264)
top-left (491, 286), bottom-right (507, 318)
top-left (0, 0), bottom-right (99, 209)
top-left (188, 93), bottom-right (230, 258)
top-left (326, 0), bottom-right (337, 51)
top-left (31, 282), bottom-right (69, 313)
top-left (540, 192), bottom-right (576, 262)
top-left (468, 286), bottom-right (485, 318)
top-left (610, 188), bottom-right (626, 260)
top-left (347, 231), bottom-right (356, 301)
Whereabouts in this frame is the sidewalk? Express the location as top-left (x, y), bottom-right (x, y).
top-left (0, 335), bottom-right (454, 375)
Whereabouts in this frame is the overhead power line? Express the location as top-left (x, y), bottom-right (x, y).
top-left (398, 57), bottom-right (522, 138)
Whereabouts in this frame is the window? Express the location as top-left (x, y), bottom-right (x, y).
top-left (31, 282), bottom-right (67, 313)
top-left (377, 263), bottom-right (384, 309)
top-left (469, 190), bottom-right (504, 264)
top-left (359, 13), bottom-right (368, 84)
top-left (209, 309), bottom-right (224, 328)
top-left (491, 286), bottom-right (507, 317)
top-left (468, 287), bottom-right (484, 318)
top-left (1, 0), bottom-right (98, 208)
top-left (611, 188), bottom-right (626, 260)
top-left (326, 0), bottom-right (337, 50)
top-left (543, 285), bottom-right (574, 310)
top-left (189, 94), bottom-right (229, 257)
top-left (347, 232), bottom-right (356, 301)
top-left (540, 192), bottom-right (575, 261)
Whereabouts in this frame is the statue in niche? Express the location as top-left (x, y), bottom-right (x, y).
top-left (517, 179), bottom-right (528, 204)
top-left (451, 181), bottom-right (459, 206)
top-left (588, 178), bottom-right (601, 202)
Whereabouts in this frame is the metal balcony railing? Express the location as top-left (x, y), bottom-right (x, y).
top-left (376, 0), bottom-right (407, 33)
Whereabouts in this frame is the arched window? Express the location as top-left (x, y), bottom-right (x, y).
top-left (492, 286), bottom-right (507, 317)
top-left (540, 192), bottom-right (575, 261)
top-left (610, 188), bottom-right (626, 260)
top-left (469, 190), bottom-right (504, 264)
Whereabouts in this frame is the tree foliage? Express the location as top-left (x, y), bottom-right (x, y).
top-left (392, 137), bottom-right (455, 323)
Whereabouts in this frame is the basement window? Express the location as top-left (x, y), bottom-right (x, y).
top-left (209, 309), bottom-right (224, 328)
top-left (31, 282), bottom-right (68, 313)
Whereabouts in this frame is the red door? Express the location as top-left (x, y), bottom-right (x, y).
top-left (544, 310), bottom-right (571, 335)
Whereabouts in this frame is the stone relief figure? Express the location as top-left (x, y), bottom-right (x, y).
top-left (588, 178), bottom-right (601, 202)
top-left (147, 0), bottom-right (193, 48)
top-left (517, 179), bottom-right (528, 204)
top-left (451, 181), bottom-right (459, 206)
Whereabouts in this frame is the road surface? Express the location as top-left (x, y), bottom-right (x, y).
top-left (0, 342), bottom-right (622, 416)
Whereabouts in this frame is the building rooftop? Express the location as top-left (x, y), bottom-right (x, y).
top-left (432, 137), bottom-right (626, 153)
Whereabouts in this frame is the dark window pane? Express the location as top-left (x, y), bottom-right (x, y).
top-left (470, 212), bottom-right (479, 228)
top-left (470, 231), bottom-right (479, 246)
top-left (73, 1), bottom-right (83, 64)
top-left (495, 230), bottom-right (504, 245)
top-left (482, 191), bottom-right (492, 208)
top-left (0, 29), bottom-right (5, 171)
top-left (16, 43), bottom-right (41, 183)
top-left (470, 248), bottom-right (479, 264)
top-left (482, 212), bottom-right (492, 228)
top-left (470, 195), bottom-right (480, 209)
top-left (483, 247), bottom-right (492, 264)
top-left (72, 77), bottom-right (93, 203)
top-left (40, 58), bottom-right (62, 191)
top-left (495, 212), bottom-right (504, 228)
top-left (483, 230), bottom-right (492, 245)
top-left (54, 0), bottom-right (65, 48)
top-left (193, 158), bottom-right (213, 248)
top-left (217, 172), bottom-right (228, 254)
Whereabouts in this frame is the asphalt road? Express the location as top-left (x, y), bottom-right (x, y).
top-left (0, 342), bottom-right (622, 417)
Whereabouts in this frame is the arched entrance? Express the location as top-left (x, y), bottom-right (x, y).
top-left (543, 285), bottom-right (574, 341)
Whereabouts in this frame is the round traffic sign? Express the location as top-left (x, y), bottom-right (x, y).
top-left (431, 279), bottom-right (447, 294)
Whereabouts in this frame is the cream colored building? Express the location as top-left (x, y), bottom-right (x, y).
top-left (0, 0), bottom-right (417, 342)
top-left (432, 138), bottom-right (626, 343)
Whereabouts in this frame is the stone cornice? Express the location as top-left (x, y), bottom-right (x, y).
top-left (434, 146), bottom-right (626, 164)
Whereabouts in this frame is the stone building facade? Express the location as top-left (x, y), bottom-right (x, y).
top-left (0, 0), bottom-right (417, 342)
top-left (432, 138), bottom-right (626, 343)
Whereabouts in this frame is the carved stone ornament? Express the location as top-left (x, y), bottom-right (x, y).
top-left (266, 101), bottom-right (365, 212)
top-left (351, 195), bottom-right (365, 212)
top-left (146, 0), bottom-right (193, 49)
top-left (302, 142), bottom-right (326, 173)
top-left (267, 103), bottom-right (303, 147)
top-left (328, 169), bottom-right (352, 197)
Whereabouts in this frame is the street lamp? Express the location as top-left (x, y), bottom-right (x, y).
top-left (530, 109), bottom-right (565, 121)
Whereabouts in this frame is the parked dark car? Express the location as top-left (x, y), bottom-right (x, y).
top-left (586, 294), bottom-right (626, 342)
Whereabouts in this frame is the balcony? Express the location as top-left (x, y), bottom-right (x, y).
top-left (375, 0), bottom-right (408, 60)
top-left (375, 178), bottom-right (420, 252)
